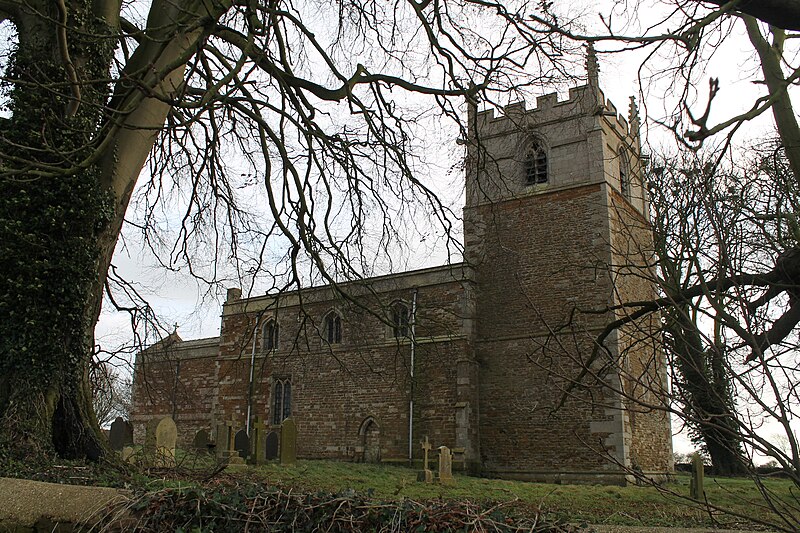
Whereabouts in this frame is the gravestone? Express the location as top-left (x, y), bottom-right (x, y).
top-left (265, 431), bottom-right (279, 460)
top-left (251, 417), bottom-right (268, 464)
top-left (417, 436), bottom-right (434, 483)
top-left (234, 429), bottom-right (250, 460)
top-left (192, 429), bottom-right (210, 451)
top-left (121, 446), bottom-right (135, 463)
top-left (109, 417), bottom-right (133, 451)
top-left (216, 420), bottom-right (244, 465)
top-left (438, 445), bottom-right (454, 484)
top-left (215, 422), bottom-right (229, 460)
top-left (155, 416), bottom-right (177, 467)
top-left (144, 419), bottom-right (158, 456)
top-left (280, 418), bottom-right (297, 464)
top-left (689, 453), bottom-right (705, 499)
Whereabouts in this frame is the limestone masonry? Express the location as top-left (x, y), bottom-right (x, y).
top-left (132, 58), bottom-right (674, 484)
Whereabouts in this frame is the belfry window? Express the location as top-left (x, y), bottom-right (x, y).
top-left (272, 378), bottom-right (292, 425)
top-left (391, 302), bottom-right (410, 338)
top-left (325, 312), bottom-right (342, 344)
top-left (524, 140), bottom-right (548, 185)
top-left (263, 320), bottom-right (279, 351)
top-left (619, 149), bottom-right (631, 199)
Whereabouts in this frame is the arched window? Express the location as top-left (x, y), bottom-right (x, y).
top-left (324, 311), bottom-right (342, 344)
top-left (619, 149), bottom-right (631, 199)
top-left (524, 139), bottom-right (548, 185)
top-left (272, 378), bottom-right (291, 425)
top-left (391, 302), bottom-right (410, 338)
top-left (263, 320), bottom-right (279, 351)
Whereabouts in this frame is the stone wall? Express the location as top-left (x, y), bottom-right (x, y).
top-left (607, 189), bottom-right (674, 476)
top-left (131, 336), bottom-right (219, 446)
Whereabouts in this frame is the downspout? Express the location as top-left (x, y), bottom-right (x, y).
top-left (171, 359), bottom-right (181, 421)
top-left (408, 288), bottom-right (418, 464)
top-left (246, 319), bottom-right (258, 435)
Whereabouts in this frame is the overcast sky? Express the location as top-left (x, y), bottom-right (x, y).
top-left (92, 1), bottom-right (796, 457)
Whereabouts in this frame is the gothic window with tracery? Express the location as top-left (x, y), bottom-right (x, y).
top-left (263, 320), bottom-right (279, 351)
top-left (324, 311), bottom-right (342, 344)
top-left (524, 139), bottom-right (548, 185)
top-left (391, 302), bottom-right (410, 338)
top-left (619, 148), bottom-right (631, 199)
top-left (272, 378), bottom-right (292, 425)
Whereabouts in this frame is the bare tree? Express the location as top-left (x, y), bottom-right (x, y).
top-left (0, 0), bottom-right (586, 460)
top-left (91, 361), bottom-right (132, 427)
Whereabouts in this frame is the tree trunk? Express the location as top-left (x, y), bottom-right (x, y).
top-left (0, 0), bottom-right (227, 460)
top-left (0, 1), bottom-right (118, 459)
top-left (666, 307), bottom-right (748, 476)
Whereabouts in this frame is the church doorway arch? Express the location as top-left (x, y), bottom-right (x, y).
top-left (358, 417), bottom-right (381, 463)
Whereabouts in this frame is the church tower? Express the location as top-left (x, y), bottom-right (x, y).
top-left (464, 50), bottom-right (672, 483)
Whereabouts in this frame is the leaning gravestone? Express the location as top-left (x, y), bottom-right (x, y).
top-left (109, 417), bottom-right (133, 451)
top-left (192, 429), bottom-right (210, 451)
top-left (234, 429), bottom-right (250, 460)
top-left (265, 431), bottom-right (279, 460)
top-left (689, 453), bottom-right (705, 499)
top-left (280, 418), bottom-right (297, 464)
top-left (438, 445), bottom-right (454, 484)
top-left (155, 416), bottom-right (177, 467)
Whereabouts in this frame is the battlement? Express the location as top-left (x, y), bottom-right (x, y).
top-left (470, 84), bottom-right (633, 139)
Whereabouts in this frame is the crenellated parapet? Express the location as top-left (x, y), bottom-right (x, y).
top-left (468, 84), bottom-right (638, 147)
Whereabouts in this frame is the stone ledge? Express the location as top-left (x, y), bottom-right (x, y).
top-left (0, 478), bottom-right (129, 531)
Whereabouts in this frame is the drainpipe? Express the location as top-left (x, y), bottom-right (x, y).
top-left (246, 318), bottom-right (258, 435)
top-left (171, 359), bottom-right (181, 421)
top-left (408, 288), bottom-right (418, 463)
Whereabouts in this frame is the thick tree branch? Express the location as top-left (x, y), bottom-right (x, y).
top-left (699, 0), bottom-right (800, 31)
top-left (214, 26), bottom-right (486, 101)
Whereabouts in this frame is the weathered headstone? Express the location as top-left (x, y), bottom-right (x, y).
top-left (121, 446), bottom-right (135, 464)
top-left (438, 445), bottom-right (454, 484)
top-left (280, 418), bottom-right (297, 464)
top-left (192, 429), bottom-right (210, 451)
top-left (251, 417), bottom-right (268, 464)
top-left (265, 431), bottom-right (279, 460)
top-left (234, 429), bottom-right (250, 460)
top-left (689, 453), bottom-right (705, 499)
top-left (215, 422), bottom-right (229, 459)
top-left (216, 419), bottom-right (244, 465)
top-left (109, 417), bottom-right (133, 451)
top-left (144, 419), bottom-right (158, 457)
top-left (417, 436), bottom-right (434, 483)
top-left (155, 416), bottom-right (177, 467)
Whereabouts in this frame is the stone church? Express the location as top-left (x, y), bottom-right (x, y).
top-left (132, 58), bottom-right (673, 484)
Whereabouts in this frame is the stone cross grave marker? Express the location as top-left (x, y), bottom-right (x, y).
top-left (234, 429), bottom-right (250, 460)
top-left (689, 453), bottom-right (705, 500)
top-left (438, 445), bottom-right (454, 484)
top-left (215, 419), bottom-right (244, 464)
top-left (251, 417), bottom-right (268, 464)
top-left (192, 429), bottom-right (209, 452)
top-left (109, 417), bottom-right (133, 451)
top-left (155, 416), bottom-right (177, 467)
top-left (417, 436), bottom-right (434, 483)
top-left (265, 431), bottom-right (279, 460)
top-left (280, 418), bottom-right (297, 464)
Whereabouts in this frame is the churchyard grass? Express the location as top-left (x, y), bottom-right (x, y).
top-left (241, 459), bottom-right (795, 528)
